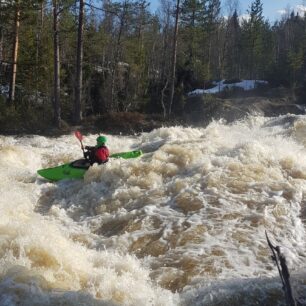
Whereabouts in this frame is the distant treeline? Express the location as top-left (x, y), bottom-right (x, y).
top-left (0, 0), bottom-right (305, 128)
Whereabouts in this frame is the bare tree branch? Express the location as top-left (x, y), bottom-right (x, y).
top-left (266, 231), bottom-right (298, 306)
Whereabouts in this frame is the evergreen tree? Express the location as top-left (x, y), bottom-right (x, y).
top-left (180, 0), bottom-right (203, 67)
top-left (224, 9), bottom-right (241, 79)
top-left (242, 0), bottom-right (265, 78)
top-left (204, 0), bottom-right (221, 80)
top-left (1, 0), bottom-right (306, 128)
top-left (249, 0), bottom-right (263, 24)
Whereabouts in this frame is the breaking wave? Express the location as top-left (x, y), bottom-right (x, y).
top-left (1, 114), bottom-right (306, 305)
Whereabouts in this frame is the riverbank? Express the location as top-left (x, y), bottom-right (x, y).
top-left (1, 87), bottom-right (305, 136)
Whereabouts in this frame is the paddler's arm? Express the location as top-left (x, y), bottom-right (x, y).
top-left (84, 146), bottom-right (94, 159)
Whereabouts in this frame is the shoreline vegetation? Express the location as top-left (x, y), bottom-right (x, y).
top-left (1, 85), bottom-right (304, 136)
top-left (1, 0), bottom-right (306, 135)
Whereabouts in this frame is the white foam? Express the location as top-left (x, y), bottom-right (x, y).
top-left (1, 116), bottom-right (306, 304)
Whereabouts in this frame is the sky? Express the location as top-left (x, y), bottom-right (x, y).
top-left (238, 0), bottom-right (305, 21)
top-left (149, 0), bottom-right (306, 22)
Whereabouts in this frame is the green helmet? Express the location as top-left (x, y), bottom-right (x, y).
top-left (96, 135), bottom-right (107, 146)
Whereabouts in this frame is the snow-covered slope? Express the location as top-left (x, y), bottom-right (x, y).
top-left (188, 80), bottom-right (268, 96)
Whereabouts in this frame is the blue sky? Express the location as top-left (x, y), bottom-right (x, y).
top-left (149, 0), bottom-right (305, 22)
top-left (238, 0), bottom-right (305, 21)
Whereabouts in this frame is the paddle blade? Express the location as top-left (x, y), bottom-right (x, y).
top-left (74, 130), bottom-right (83, 141)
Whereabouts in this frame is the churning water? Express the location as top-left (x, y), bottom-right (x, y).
top-left (0, 115), bottom-right (306, 306)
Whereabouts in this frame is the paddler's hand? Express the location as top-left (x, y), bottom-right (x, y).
top-left (84, 151), bottom-right (90, 159)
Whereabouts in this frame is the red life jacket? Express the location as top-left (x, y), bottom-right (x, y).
top-left (95, 146), bottom-right (109, 164)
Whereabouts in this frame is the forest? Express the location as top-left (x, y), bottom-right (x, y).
top-left (0, 0), bottom-right (305, 132)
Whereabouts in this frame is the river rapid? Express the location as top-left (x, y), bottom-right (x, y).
top-left (1, 115), bottom-right (306, 306)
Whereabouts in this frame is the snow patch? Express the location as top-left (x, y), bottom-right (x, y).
top-left (188, 79), bottom-right (268, 96)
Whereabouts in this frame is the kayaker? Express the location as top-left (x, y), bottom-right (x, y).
top-left (84, 135), bottom-right (109, 165)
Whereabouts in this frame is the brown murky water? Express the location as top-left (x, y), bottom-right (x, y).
top-left (1, 115), bottom-right (306, 305)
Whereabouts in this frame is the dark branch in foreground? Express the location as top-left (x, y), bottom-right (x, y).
top-left (265, 231), bottom-right (297, 306)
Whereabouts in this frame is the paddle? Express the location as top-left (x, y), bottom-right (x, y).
top-left (74, 130), bottom-right (85, 154)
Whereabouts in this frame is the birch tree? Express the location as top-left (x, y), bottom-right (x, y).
top-left (8, 0), bottom-right (20, 104)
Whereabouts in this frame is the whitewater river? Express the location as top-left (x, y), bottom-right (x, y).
top-left (1, 115), bottom-right (306, 305)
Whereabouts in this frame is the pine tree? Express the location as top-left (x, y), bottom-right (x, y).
top-left (204, 0), bottom-right (221, 80)
top-left (224, 9), bottom-right (241, 79)
top-left (180, 0), bottom-right (202, 67)
top-left (249, 0), bottom-right (263, 24)
top-left (242, 0), bottom-right (265, 78)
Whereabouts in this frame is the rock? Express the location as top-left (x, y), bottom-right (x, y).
top-left (184, 91), bottom-right (305, 125)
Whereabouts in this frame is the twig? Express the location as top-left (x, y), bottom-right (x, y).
top-left (265, 231), bottom-right (297, 306)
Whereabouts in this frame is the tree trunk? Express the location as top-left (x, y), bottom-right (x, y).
top-left (168, 0), bottom-right (180, 116)
top-left (53, 0), bottom-right (61, 128)
top-left (0, 25), bottom-right (3, 82)
top-left (0, 0), bottom-right (3, 70)
top-left (159, 3), bottom-right (170, 117)
top-left (8, 2), bottom-right (20, 104)
top-left (110, 1), bottom-right (127, 112)
top-left (35, 1), bottom-right (43, 105)
top-left (74, 0), bottom-right (84, 124)
top-left (161, 79), bottom-right (168, 118)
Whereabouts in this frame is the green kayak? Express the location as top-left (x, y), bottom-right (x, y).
top-left (37, 150), bottom-right (142, 181)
